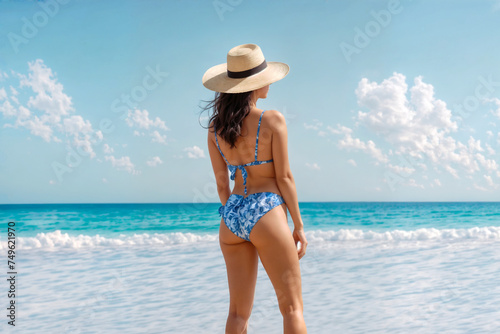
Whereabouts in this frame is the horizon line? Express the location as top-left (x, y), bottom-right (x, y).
top-left (1, 201), bottom-right (500, 205)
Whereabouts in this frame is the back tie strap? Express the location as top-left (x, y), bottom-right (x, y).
top-left (228, 165), bottom-right (248, 195)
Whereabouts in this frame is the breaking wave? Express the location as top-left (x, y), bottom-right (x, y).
top-left (2, 226), bottom-right (500, 250)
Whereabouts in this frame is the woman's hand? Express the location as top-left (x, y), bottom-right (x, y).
top-left (292, 227), bottom-right (307, 260)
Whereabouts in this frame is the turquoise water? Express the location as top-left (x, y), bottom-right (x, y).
top-left (1, 202), bottom-right (500, 238)
top-left (1, 202), bottom-right (499, 333)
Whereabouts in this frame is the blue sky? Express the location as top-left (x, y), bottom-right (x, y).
top-left (1, 0), bottom-right (500, 203)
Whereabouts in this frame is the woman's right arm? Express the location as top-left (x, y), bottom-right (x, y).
top-left (270, 110), bottom-right (307, 258)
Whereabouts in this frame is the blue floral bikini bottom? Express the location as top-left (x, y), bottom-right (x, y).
top-left (219, 192), bottom-right (285, 241)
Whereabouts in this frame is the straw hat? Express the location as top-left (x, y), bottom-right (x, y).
top-left (202, 43), bottom-right (289, 93)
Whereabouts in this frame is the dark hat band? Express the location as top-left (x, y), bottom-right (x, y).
top-left (227, 60), bottom-right (267, 79)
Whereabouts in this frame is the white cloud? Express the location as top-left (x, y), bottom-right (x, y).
top-left (104, 155), bottom-right (140, 175)
top-left (475, 152), bottom-right (498, 172)
top-left (1, 60), bottom-right (101, 157)
top-left (62, 115), bottom-right (92, 134)
top-left (336, 127), bottom-right (388, 164)
top-left (306, 122), bottom-right (343, 137)
top-left (445, 165), bottom-right (459, 179)
top-left (19, 115), bottom-right (55, 142)
top-left (151, 130), bottom-right (167, 145)
top-left (9, 86), bottom-right (19, 105)
top-left (59, 115), bottom-right (100, 158)
top-left (10, 96), bottom-right (19, 105)
top-left (486, 97), bottom-right (500, 118)
top-left (102, 178), bottom-right (108, 183)
top-left (300, 73), bottom-right (500, 191)
top-left (303, 119), bottom-right (323, 131)
top-left (17, 105), bottom-right (30, 121)
top-left (125, 109), bottom-right (168, 130)
top-left (327, 124), bottom-right (352, 135)
top-left (332, 73), bottom-right (498, 182)
top-left (473, 183), bottom-right (489, 192)
top-left (387, 163), bottom-right (416, 176)
top-left (0, 88), bottom-right (6, 100)
top-left (49, 179), bottom-right (56, 185)
top-left (347, 159), bottom-right (357, 167)
top-left (355, 73), bottom-right (457, 155)
top-left (484, 175), bottom-right (494, 187)
top-left (125, 109), bottom-right (168, 145)
top-left (18, 59), bottom-right (74, 124)
top-left (103, 144), bottom-right (114, 154)
top-left (96, 130), bottom-right (103, 140)
top-left (146, 156), bottom-right (163, 167)
top-left (73, 135), bottom-right (96, 156)
top-left (184, 145), bottom-right (205, 159)
top-left (406, 178), bottom-right (424, 189)
top-left (306, 162), bottom-right (320, 170)
top-left (0, 100), bottom-right (17, 118)
top-left (10, 86), bottom-right (18, 96)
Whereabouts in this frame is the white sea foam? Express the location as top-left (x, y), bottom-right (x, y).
top-left (2, 226), bottom-right (500, 251)
top-left (1, 230), bottom-right (218, 250)
top-left (9, 228), bottom-right (500, 333)
top-left (307, 226), bottom-right (500, 242)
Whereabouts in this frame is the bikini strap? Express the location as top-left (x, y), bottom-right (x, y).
top-left (214, 125), bottom-right (229, 164)
top-left (254, 110), bottom-right (266, 161)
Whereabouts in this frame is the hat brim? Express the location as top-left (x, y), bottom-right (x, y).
top-left (202, 61), bottom-right (289, 93)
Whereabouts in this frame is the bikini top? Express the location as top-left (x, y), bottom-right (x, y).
top-left (214, 109), bottom-right (273, 195)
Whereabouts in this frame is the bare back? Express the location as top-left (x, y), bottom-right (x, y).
top-left (213, 108), bottom-right (282, 198)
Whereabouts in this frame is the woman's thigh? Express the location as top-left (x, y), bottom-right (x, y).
top-left (219, 220), bottom-right (259, 317)
top-left (249, 204), bottom-right (304, 313)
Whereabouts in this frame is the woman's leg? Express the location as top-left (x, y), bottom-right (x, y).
top-left (219, 220), bottom-right (259, 334)
top-left (249, 204), bottom-right (307, 334)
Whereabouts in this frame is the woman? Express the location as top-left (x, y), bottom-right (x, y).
top-left (202, 43), bottom-right (308, 333)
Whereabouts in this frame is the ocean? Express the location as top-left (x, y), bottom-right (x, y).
top-left (0, 202), bottom-right (499, 333)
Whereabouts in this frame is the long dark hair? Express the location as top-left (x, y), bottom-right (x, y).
top-left (200, 91), bottom-right (253, 148)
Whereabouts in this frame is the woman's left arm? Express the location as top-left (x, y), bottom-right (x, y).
top-left (207, 129), bottom-right (231, 205)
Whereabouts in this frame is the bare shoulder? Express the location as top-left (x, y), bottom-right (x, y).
top-left (265, 109), bottom-right (286, 131)
top-left (207, 120), bottom-right (215, 142)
